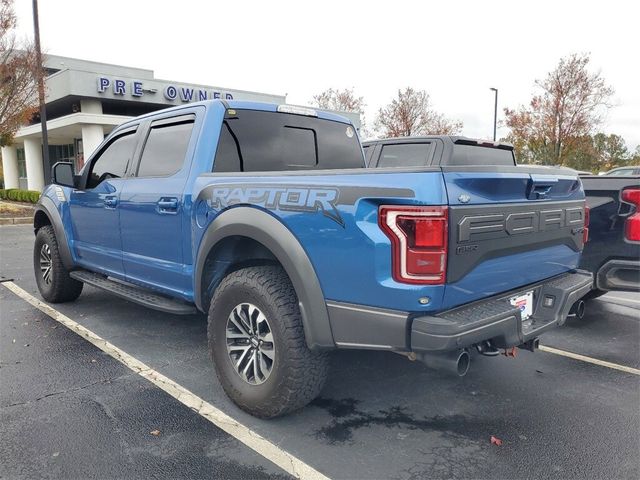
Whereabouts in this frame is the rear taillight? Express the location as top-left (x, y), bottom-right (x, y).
top-left (379, 206), bottom-right (448, 284)
top-left (583, 203), bottom-right (590, 244)
top-left (621, 188), bottom-right (640, 242)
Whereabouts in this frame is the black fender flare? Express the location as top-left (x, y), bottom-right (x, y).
top-left (34, 196), bottom-right (74, 270)
top-left (194, 207), bottom-right (334, 350)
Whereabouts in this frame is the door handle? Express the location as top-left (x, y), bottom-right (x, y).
top-left (157, 197), bottom-right (179, 213)
top-left (104, 196), bottom-right (118, 208)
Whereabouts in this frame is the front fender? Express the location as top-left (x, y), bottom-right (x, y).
top-left (34, 194), bottom-right (74, 270)
top-left (194, 206), bottom-right (334, 350)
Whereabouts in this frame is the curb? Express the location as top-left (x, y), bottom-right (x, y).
top-left (0, 217), bottom-right (32, 226)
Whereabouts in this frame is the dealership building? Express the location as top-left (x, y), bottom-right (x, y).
top-left (1, 55), bottom-right (360, 191)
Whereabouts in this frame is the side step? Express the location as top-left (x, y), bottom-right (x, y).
top-left (70, 270), bottom-right (197, 315)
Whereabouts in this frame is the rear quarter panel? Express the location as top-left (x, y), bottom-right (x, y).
top-left (191, 170), bottom-right (449, 312)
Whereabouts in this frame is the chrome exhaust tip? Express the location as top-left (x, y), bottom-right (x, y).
top-left (569, 299), bottom-right (586, 320)
top-left (419, 349), bottom-right (471, 377)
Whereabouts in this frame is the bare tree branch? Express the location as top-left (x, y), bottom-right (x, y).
top-left (374, 87), bottom-right (462, 138)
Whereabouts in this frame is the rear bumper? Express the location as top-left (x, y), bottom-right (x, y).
top-left (595, 259), bottom-right (640, 292)
top-left (410, 270), bottom-right (593, 352)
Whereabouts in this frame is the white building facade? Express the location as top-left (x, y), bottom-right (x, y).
top-left (2, 56), bottom-right (360, 191)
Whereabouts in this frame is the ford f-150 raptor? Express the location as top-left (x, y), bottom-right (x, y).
top-left (33, 103), bottom-right (592, 417)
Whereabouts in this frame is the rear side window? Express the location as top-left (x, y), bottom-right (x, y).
top-left (363, 145), bottom-right (373, 166)
top-left (87, 131), bottom-right (137, 189)
top-left (450, 145), bottom-right (515, 166)
top-left (213, 109), bottom-right (363, 172)
top-left (378, 143), bottom-right (433, 167)
top-left (137, 117), bottom-right (194, 177)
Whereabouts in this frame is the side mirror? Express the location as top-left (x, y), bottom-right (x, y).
top-left (51, 162), bottom-right (79, 188)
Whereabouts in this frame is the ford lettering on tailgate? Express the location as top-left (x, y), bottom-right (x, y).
top-left (458, 206), bottom-right (585, 242)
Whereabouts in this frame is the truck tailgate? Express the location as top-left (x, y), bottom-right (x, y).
top-left (441, 166), bottom-right (587, 309)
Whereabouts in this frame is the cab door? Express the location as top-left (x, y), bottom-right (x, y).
top-left (69, 126), bottom-right (139, 278)
top-left (118, 113), bottom-right (197, 298)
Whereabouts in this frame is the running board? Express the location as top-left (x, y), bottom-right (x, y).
top-left (70, 270), bottom-right (197, 315)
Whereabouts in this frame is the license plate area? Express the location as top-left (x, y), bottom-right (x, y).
top-left (510, 291), bottom-right (534, 321)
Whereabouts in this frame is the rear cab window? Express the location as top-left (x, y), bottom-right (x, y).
top-left (212, 109), bottom-right (363, 172)
top-left (450, 144), bottom-right (516, 166)
top-left (377, 143), bottom-right (434, 167)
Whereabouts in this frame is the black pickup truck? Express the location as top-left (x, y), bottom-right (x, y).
top-left (364, 136), bottom-right (639, 301)
top-left (579, 175), bottom-right (640, 296)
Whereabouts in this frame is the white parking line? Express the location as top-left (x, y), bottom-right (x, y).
top-left (2, 281), bottom-right (330, 480)
top-left (539, 345), bottom-right (640, 375)
top-left (601, 295), bottom-right (640, 305)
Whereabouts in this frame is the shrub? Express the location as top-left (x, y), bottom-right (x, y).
top-left (0, 188), bottom-right (40, 203)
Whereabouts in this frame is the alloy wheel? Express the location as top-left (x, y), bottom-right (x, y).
top-left (225, 303), bottom-right (275, 385)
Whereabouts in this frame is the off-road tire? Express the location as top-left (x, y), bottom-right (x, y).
top-left (208, 265), bottom-right (329, 418)
top-left (34, 225), bottom-right (83, 303)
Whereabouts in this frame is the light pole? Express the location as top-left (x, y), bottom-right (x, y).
top-left (490, 87), bottom-right (498, 142)
top-left (32, 0), bottom-right (50, 185)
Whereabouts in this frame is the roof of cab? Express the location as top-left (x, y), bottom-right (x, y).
top-left (117, 99), bottom-right (353, 130)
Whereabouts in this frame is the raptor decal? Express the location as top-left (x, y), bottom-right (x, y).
top-left (206, 186), bottom-right (344, 226)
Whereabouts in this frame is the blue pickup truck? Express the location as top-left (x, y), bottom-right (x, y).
top-left (33, 101), bottom-right (592, 417)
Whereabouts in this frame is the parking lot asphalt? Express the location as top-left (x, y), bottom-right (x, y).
top-left (1, 224), bottom-right (639, 479)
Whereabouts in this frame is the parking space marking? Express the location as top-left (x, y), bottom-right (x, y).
top-left (601, 296), bottom-right (640, 305)
top-left (2, 281), bottom-right (330, 480)
top-left (539, 345), bottom-right (640, 375)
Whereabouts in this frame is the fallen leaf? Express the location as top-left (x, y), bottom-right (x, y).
top-left (490, 436), bottom-right (503, 446)
top-left (150, 430), bottom-right (161, 436)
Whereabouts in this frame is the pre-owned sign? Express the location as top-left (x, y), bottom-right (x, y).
top-left (96, 77), bottom-right (234, 102)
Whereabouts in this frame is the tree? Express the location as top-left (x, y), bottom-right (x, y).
top-left (504, 53), bottom-right (614, 166)
top-left (591, 133), bottom-right (632, 171)
top-left (631, 145), bottom-right (640, 165)
top-left (1, 0), bottom-right (39, 147)
top-left (312, 87), bottom-right (365, 113)
top-left (311, 87), bottom-right (373, 136)
top-left (374, 87), bottom-right (462, 138)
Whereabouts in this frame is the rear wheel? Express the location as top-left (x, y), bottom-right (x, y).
top-left (208, 265), bottom-right (329, 418)
top-left (33, 226), bottom-right (83, 303)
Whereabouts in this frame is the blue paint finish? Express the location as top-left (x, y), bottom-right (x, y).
top-left (442, 244), bottom-right (580, 309)
top-left (190, 170), bottom-right (447, 311)
top-left (118, 106), bottom-right (206, 298)
top-left (444, 171), bottom-right (583, 206)
top-left (68, 179), bottom-right (126, 276)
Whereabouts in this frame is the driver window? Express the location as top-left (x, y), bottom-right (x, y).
top-left (87, 131), bottom-right (137, 189)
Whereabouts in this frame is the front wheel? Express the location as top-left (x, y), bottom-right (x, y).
top-left (208, 265), bottom-right (329, 418)
top-left (33, 225), bottom-right (83, 303)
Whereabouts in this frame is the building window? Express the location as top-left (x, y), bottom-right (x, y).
top-left (48, 144), bottom-right (76, 165)
top-left (16, 147), bottom-right (27, 177)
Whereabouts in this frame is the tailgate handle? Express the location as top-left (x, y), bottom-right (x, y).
top-left (528, 179), bottom-right (557, 199)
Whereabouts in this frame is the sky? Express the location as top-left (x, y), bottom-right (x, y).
top-left (13, 0), bottom-right (640, 148)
